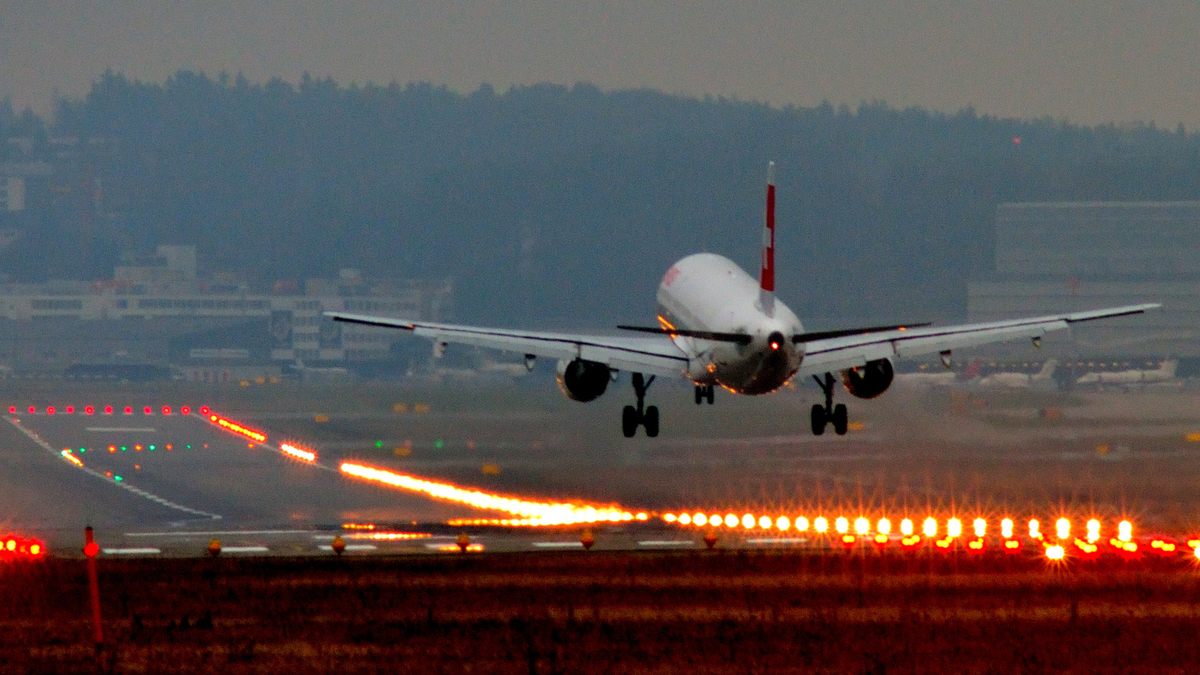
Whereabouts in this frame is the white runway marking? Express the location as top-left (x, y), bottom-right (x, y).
top-left (220, 546), bottom-right (270, 554)
top-left (86, 427), bottom-right (157, 432)
top-left (102, 548), bottom-right (162, 555)
top-left (533, 542), bottom-right (585, 549)
top-left (130, 530), bottom-right (318, 537)
top-left (637, 540), bottom-right (696, 547)
top-left (317, 544), bottom-right (376, 551)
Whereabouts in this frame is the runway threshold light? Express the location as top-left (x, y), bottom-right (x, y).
top-left (900, 518), bottom-right (913, 536)
top-left (1029, 519), bottom-right (1041, 539)
top-left (854, 517), bottom-right (869, 535)
top-left (973, 518), bottom-right (986, 538)
top-left (923, 517), bottom-right (937, 537)
top-left (814, 517), bottom-right (828, 533)
top-left (947, 518), bottom-right (962, 538)
top-left (1086, 519), bottom-right (1100, 542)
top-left (1001, 518), bottom-right (1014, 539)
top-left (1118, 520), bottom-right (1132, 542)
top-left (835, 517), bottom-right (849, 534)
top-left (1056, 518), bottom-right (1070, 540)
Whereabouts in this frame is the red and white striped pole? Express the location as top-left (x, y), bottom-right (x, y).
top-left (83, 526), bottom-right (103, 650)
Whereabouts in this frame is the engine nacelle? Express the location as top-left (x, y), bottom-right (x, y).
top-left (839, 358), bottom-right (894, 399)
top-left (556, 358), bottom-right (612, 402)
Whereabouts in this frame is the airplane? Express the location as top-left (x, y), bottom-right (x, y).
top-left (1076, 359), bottom-right (1177, 387)
top-left (976, 359), bottom-right (1058, 388)
top-left (324, 163), bottom-right (1159, 438)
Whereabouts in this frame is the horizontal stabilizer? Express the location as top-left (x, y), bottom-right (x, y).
top-left (617, 325), bottom-right (753, 345)
top-left (791, 322), bottom-right (931, 343)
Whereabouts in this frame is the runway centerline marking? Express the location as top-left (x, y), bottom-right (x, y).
top-left (86, 427), bottom-right (158, 432)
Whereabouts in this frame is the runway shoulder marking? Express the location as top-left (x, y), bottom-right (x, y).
top-left (86, 427), bottom-right (157, 433)
top-left (8, 418), bottom-right (221, 521)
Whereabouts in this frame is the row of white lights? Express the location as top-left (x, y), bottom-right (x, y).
top-left (664, 513), bottom-right (1134, 542)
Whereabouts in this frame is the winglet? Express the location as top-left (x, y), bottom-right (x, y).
top-left (760, 161), bottom-right (776, 293)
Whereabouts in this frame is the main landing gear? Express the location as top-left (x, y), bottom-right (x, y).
top-left (623, 373), bottom-right (659, 438)
top-left (694, 384), bottom-right (715, 405)
top-left (811, 372), bottom-right (848, 436)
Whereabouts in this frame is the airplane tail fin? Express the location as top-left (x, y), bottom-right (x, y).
top-left (760, 161), bottom-right (776, 293)
top-left (1035, 359), bottom-right (1058, 380)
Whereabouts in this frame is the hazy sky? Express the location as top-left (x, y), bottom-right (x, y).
top-left (3, 1), bottom-right (1199, 128)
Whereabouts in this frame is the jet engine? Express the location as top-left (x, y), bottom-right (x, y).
top-left (556, 358), bottom-right (612, 402)
top-left (839, 358), bottom-right (894, 399)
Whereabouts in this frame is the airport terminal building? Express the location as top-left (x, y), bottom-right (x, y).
top-left (968, 201), bottom-right (1200, 360)
top-left (0, 246), bottom-right (452, 380)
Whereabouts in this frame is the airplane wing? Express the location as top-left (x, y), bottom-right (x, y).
top-left (324, 312), bottom-right (689, 377)
top-left (796, 304), bottom-right (1160, 376)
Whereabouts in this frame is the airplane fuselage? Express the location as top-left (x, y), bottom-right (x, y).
top-left (656, 253), bottom-right (805, 394)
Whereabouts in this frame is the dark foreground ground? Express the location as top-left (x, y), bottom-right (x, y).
top-left (7, 550), bottom-right (1200, 674)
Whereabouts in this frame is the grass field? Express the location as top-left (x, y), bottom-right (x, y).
top-left (7, 550), bottom-right (1200, 674)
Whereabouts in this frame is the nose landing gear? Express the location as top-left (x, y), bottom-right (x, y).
top-left (694, 384), bottom-right (715, 405)
top-left (623, 373), bottom-right (659, 438)
top-left (811, 372), bottom-right (848, 436)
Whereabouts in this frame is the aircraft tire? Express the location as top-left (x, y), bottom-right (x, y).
top-left (644, 406), bottom-right (660, 437)
top-left (694, 386), bottom-right (703, 405)
top-left (832, 404), bottom-right (848, 435)
top-left (622, 406), bottom-right (640, 438)
top-left (810, 404), bottom-right (827, 436)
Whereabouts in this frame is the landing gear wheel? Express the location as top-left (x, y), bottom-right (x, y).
top-left (643, 406), bottom-right (660, 438)
top-left (705, 386), bottom-right (715, 405)
top-left (810, 404), bottom-right (827, 436)
top-left (622, 405), bottom-right (640, 438)
top-left (694, 386), bottom-right (704, 405)
top-left (832, 403), bottom-right (848, 436)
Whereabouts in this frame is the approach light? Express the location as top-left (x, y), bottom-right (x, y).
top-left (694, 513), bottom-right (707, 527)
top-left (725, 514), bottom-right (738, 528)
top-left (1118, 520), bottom-right (1132, 542)
top-left (973, 518), bottom-right (986, 538)
top-left (923, 517), bottom-right (937, 537)
top-left (796, 516), bottom-right (809, 532)
top-left (1046, 545), bottom-right (1065, 561)
top-left (854, 517), bottom-right (869, 535)
top-left (900, 518), bottom-right (913, 536)
top-left (742, 514), bottom-right (755, 529)
top-left (1001, 518), bottom-right (1014, 539)
top-left (776, 516), bottom-right (790, 531)
top-left (678, 513), bottom-right (692, 525)
top-left (814, 517), bottom-right (828, 533)
top-left (1029, 519), bottom-right (1041, 539)
top-left (1086, 519), bottom-right (1100, 542)
top-left (835, 517), bottom-right (849, 534)
top-left (947, 518), bottom-right (961, 538)
top-left (877, 518), bottom-right (891, 535)
top-left (758, 515), bottom-right (772, 529)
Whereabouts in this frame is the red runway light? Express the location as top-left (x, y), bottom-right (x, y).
top-left (200, 405), bottom-right (210, 415)
top-left (143, 406), bottom-right (152, 415)
top-left (27, 406), bottom-right (34, 414)
top-left (83, 541), bottom-right (99, 558)
top-left (104, 406), bottom-right (113, 415)
top-left (181, 406), bottom-right (191, 415)
top-left (46, 406), bottom-right (55, 415)
top-left (162, 406), bottom-right (171, 415)
top-left (65, 406), bottom-right (74, 414)
top-left (124, 407), bottom-right (132, 415)
top-left (7, 406), bottom-right (13, 414)
top-left (85, 405), bottom-right (94, 415)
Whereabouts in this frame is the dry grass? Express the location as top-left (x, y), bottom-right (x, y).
top-left (5, 551), bottom-right (1200, 673)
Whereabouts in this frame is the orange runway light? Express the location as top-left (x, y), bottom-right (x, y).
top-left (209, 415), bottom-right (268, 443)
top-left (923, 517), bottom-right (937, 537)
top-left (973, 518), bottom-right (986, 538)
top-left (854, 517), bottom-right (870, 535)
top-left (835, 517), bottom-right (849, 534)
top-left (900, 518), bottom-right (913, 536)
top-left (280, 442), bottom-right (317, 463)
top-left (355, 531), bottom-right (431, 541)
top-left (877, 518), bottom-right (891, 535)
top-left (60, 449), bottom-right (84, 467)
top-left (1004, 539), bottom-right (1021, 553)
top-left (967, 538), bottom-right (985, 553)
top-left (1118, 520), bottom-right (1133, 542)
top-left (814, 517), bottom-right (828, 533)
top-left (342, 522), bottom-right (376, 530)
top-left (1046, 545), bottom-right (1065, 561)
top-left (1029, 519), bottom-right (1041, 539)
top-left (840, 534), bottom-right (856, 548)
top-left (1056, 518), bottom-right (1070, 540)
top-left (1001, 518), bottom-right (1014, 539)
top-left (340, 461), bottom-right (637, 526)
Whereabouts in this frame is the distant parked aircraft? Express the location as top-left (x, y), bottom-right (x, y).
top-left (978, 359), bottom-right (1059, 389)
